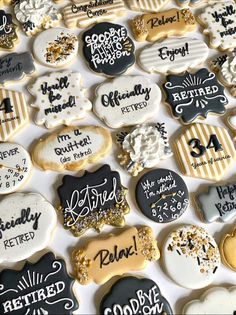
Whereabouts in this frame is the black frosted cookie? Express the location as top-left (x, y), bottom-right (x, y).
top-left (57, 164), bottom-right (129, 236)
top-left (0, 10), bottom-right (18, 50)
top-left (136, 168), bottom-right (189, 223)
top-left (0, 252), bottom-right (78, 315)
top-left (100, 276), bottom-right (173, 315)
top-left (163, 68), bottom-right (228, 124)
top-left (82, 22), bottom-right (135, 76)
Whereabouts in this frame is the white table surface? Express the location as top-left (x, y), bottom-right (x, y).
top-left (0, 1), bottom-right (236, 314)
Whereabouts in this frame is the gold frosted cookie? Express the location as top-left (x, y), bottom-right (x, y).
top-left (220, 228), bottom-right (236, 272)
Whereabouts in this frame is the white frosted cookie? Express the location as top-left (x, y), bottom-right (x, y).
top-left (0, 193), bottom-right (57, 263)
top-left (127, 0), bottom-right (170, 12)
top-left (199, 1), bottom-right (236, 51)
top-left (183, 287), bottom-right (236, 314)
top-left (94, 76), bottom-right (161, 128)
top-left (63, 0), bottom-right (126, 29)
top-left (139, 38), bottom-right (209, 74)
top-left (33, 28), bottom-right (78, 68)
top-left (28, 71), bottom-right (92, 129)
top-left (13, 0), bottom-right (61, 36)
top-left (0, 142), bottom-right (32, 194)
top-left (163, 225), bottom-right (221, 289)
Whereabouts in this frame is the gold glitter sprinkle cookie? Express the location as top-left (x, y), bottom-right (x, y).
top-left (72, 226), bottom-right (160, 285)
top-left (163, 225), bottom-right (221, 289)
top-left (131, 8), bottom-right (196, 42)
top-left (0, 10), bottom-right (18, 51)
top-left (220, 227), bottom-right (236, 272)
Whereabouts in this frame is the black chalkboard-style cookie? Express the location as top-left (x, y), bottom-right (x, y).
top-left (0, 252), bottom-right (78, 315)
top-left (0, 10), bottom-right (18, 50)
top-left (82, 22), bottom-right (135, 76)
top-left (57, 164), bottom-right (129, 236)
top-left (136, 168), bottom-right (189, 223)
top-left (163, 68), bottom-right (228, 124)
top-left (100, 276), bottom-right (173, 315)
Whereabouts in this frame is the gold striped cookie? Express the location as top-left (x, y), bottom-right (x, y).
top-left (62, 0), bottom-right (126, 29)
top-left (0, 89), bottom-right (29, 142)
top-left (127, 0), bottom-right (170, 12)
top-left (174, 123), bottom-right (236, 181)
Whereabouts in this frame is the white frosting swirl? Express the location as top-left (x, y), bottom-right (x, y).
top-left (221, 55), bottom-right (236, 85)
top-left (122, 125), bottom-right (167, 168)
top-left (14, 0), bottom-right (58, 27)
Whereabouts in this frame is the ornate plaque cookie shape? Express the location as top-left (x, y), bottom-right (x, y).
top-left (131, 8), bottom-right (196, 42)
top-left (127, 0), bottom-right (170, 13)
top-left (0, 52), bottom-right (35, 86)
top-left (0, 193), bottom-right (57, 263)
top-left (33, 28), bottom-right (78, 68)
top-left (174, 123), bottom-right (236, 181)
top-left (63, 0), bottom-right (126, 29)
top-left (32, 125), bottom-right (112, 172)
top-left (0, 10), bottom-right (18, 51)
top-left (183, 287), bottom-right (236, 315)
top-left (94, 76), bottom-right (161, 128)
top-left (72, 226), bottom-right (160, 285)
top-left (0, 89), bottom-right (29, 141)
top-left (199, 1), bottom-right (236, 51)
top-left (197, 183), bottom-right (236, 223)
top-left (83, 22), bottom-right (135, 77)
top-left (28, 71), bottom-right (92, 129)
top-left (163, 225), bottom-right (221, 289)
top-left (220, 228), bottom-right (236, 272)
top-left (136, 169), bottom-right (189, 223)
top-left (57, 164), bottom-right (130, 236)
top-left (117, 123), bottom-right (173, 176)
top-left (0, 142), bottom-right (32, 194)
top-left (139, 38), bottom-right (209, 74)
top-left (13, 0), bottom-right (62, 36)
top-left (100, 277), bottom-right (173, 315)
top-left (0, 252), bottom-right (78, 315)
top-left (163, 68), bottom-right (228, 124)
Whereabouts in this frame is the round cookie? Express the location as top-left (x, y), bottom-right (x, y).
top-left (162, 225), bottom-right (221, 289)
top-left (82, 22), bottom-right (135, 77)
top-left (100, 276), bottom-right (173, 315)
top-left (220, 228), bottom-right (236, 272)
top-left (0, 142), bottom-right (32, 194)
top-left (136, 168), bottom-right (189, 223)
top-left (33, 28), bottom-right (78, 68)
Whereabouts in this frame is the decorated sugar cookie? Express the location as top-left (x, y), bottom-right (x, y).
top-left (83, 22), bottom-right (135, 76)
top-left (0, 89), bottom-right (29, 141)
top-left (28, 71), bottom-right (92, 129)
top-left (58, 164), bottom-right (129, 236)
top-left (72, 226), bottom-right (160, 285)
top-left (63, 0), bottom-right (126, 29)
top-left (0, 0), bottom-right (12, 5)
top-left (0, 143), bottom-right (32, 194)
top-left (220, 228), bottom-right (236, 272)
top-left (32, 125), bottom-right (112, 172)
top-left (127, 0), bottom-right (170, 13)
top-left (33, 28), bottom-right (78, 68)
top-left (199, 1), bottom-right (236, 51)
top-left (136, 169), bottom-right (189, 223)
top-left (139, 38), bottom-right (208, 74)
top-left (117, 123), bottom-right (172, 176)
top-left (197, 184), bottom-right (236, 223)
top-left (100, 277), bottom-right (173, 315)
top-left (183, 287), bottom-right (236, 315)
top-left (176, 0), bottom-right (204, 6)
top-left (163, 225), bottom-right (221, 289)
top-left (13, 0), bottom-right (61, 36)
top-left (131, 8), bottom-right (196, 42)
top-left (163, 68), bottom-right (228, 124)
top-left (0, 193), bottom-right (56, 263)
top-left (94, 76), bottom-right (161, 128)
top-left (0, 52), bottom-right (35, 86)
top-left (211, 50), bottom-right (236, 97)
top-left (227, 110), bottom-right (236, 130)
top-left (174, 123), bottom-right (236, 181)
top-left (0, 10), bottom-right (18, 51)
top-left (0, 252), bottom-right (79, 315)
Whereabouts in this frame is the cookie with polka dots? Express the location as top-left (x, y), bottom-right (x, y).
top-left (28, 71), bottom-right (92, 129)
